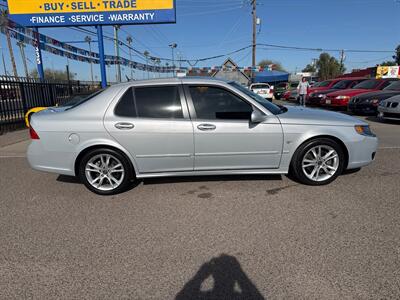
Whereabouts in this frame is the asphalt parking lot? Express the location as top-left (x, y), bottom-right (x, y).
top-left (1, 110), bottom-right (399, 299)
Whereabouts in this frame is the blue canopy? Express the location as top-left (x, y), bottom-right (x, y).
top-left (254, 70), bottom-right (289, 83)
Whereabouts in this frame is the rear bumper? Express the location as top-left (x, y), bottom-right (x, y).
top-left (27, 140), bottom-right (76, 176)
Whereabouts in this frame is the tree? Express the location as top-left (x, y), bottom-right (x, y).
top-left (392, 45), bottom-right (400, 65)
top-left (302, 64), bottom-right (316, 73)
top-left (379, 61), bottom-right (397, 67)
top-left (30, 68), bottom-right (75, 81)
top-left (316, 53), bottom-right (343, 80)
top-left (258, 59), bottom-right (286, 72)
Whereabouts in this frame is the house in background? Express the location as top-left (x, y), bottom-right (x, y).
top-left (211, 58), bottom-right (250, 86)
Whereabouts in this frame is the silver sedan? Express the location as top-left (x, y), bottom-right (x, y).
top-left (27, 78), bottom-right (378, 195)
top-left (378, 95), bottom-right (400, 121)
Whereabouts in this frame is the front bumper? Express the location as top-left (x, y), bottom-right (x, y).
top-left (346, 135), bottom-right (378, 170)
top-left (307, 96), bottom-right (323, 106)
top-left (378, 106), bottom-right (400, 120)
top-left (348, 102), bottom-right (377, 114)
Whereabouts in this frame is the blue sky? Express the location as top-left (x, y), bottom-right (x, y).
top-left (0, 0), bottom-right (399, 81)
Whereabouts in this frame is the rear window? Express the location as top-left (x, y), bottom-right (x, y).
top-left (353, 80), bottom-right (380, 89)
top-left (66, 90), bottom-right (104, 110)
top-left (251, 84), bottom-right (270, 89)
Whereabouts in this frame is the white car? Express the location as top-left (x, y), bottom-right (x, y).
top-left (250, 83), bottom-right (274, 101)
top-left (378, 95), bottom-right (400, 121)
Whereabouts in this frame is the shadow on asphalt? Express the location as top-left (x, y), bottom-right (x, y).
top-left (176, 254), bottom-right (265, 300)
top-left (141, 174), bottom-right (282, 185)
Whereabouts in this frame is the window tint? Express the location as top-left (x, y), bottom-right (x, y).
top-left (353, 80), bottom-right (380, 89)
top-left (135, 86), bottom-right (183, 119)
top-left (115, 88), bottom-right (137, 117)
top-left (189, 86), bottom-right (252, 120)
top-left (380, 80), bottom-right (398, 90)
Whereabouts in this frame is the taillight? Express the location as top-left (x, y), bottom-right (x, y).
top-left (29, 127), bottom-right (40, 140)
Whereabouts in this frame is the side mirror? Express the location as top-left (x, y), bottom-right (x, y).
top-left (251, 109), bottom-right (268, 123)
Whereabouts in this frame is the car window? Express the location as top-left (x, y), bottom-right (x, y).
top-left (66, 90), bottom-right (104, 110)
top-left (332, 80), bottom-right (352, 89)
top-left (383, 81), bottom-right (400, 91)
top-left (114, 88), bottom-right (137, 117)
top-left (317, 81), bottom-right (331, 87)
top-left (114, 86), bottom-right (183, 119)
top-left (189, 86), bottom-right (252, 120)
top-left (381, 80), bottom-right (399, 90)
top-left (353, 80), bottom-right (380, 89)
top-left (135, 86), bottom-right (183, 119)
top-left (251, 84), bottom-right (270, 89)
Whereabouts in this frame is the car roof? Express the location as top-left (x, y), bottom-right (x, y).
top-left (111, 77), bottom-right (232, 88)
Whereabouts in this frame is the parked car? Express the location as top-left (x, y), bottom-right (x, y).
top-left (378, 95), bottom-right (400, 121)
top-left (274, 82), bottom-right (289, 100)
top-left (307, 78), bottom-right (367, 106)
top-left (282, 89), bottom-right (299, 101)
top-left (24, 92), bottom-right (97, 127)
top-left (27, 78), bottom-right (378, 195)
top-left (348, 81), bottom-right (400, 115)
top-left (321, 79), bottom-right (399, 110)
top-left (249, 83), bottom-right (274, 101)
top-left (307, 78), bottom-right (345, 96)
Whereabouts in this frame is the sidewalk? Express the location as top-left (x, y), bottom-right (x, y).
top-left (0, 129), bottom-right (29, 157)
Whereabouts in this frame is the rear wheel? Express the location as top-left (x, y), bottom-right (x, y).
top-left (79, 148), bottom-right (133, 195)
top-left (290, 138), bottom-right (345, 185)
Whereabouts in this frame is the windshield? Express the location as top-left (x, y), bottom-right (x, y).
top-left (332, 80), bottom-right (352, 89)
top-left (383, 81), bottom-right (400, 91)
top-left (316, 81), bottom-right (331, 87)
top-left (353, 80), bottom-right (380, 89)
top-left (66, 90), bottom-right (104, 110)
top-left (230, 82), bottom-right (283, 115)
top-left (276, 82), bottom-right (288, 88)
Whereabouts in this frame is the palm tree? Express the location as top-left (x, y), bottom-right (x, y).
top-left (0, 11), bottom-right (18, 77)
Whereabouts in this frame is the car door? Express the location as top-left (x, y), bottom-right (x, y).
top-left (104, 84), bottom-right (194, 173)
top-left (184, 84), bottom-right (283, 171)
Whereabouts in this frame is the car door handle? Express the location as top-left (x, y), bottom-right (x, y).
top-left (197, 124), bottom-right (216, 131)
top-left (115, 122), bottom-right (135, 130)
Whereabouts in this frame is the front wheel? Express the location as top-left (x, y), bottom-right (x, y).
top-left (79, 148), bottom-right (133, 195)
top-left (290, 138), bottom-right (345, 185)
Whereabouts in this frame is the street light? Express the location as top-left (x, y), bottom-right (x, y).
top-left (85, 36), bottom-right (94, 84)
top-left (169, 43), bottom-right (177, 77)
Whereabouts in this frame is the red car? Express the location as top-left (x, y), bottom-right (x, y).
top-left (307, 78), bottom-right (345, 96)
top-left (321, 79), bottom-right (399, 109)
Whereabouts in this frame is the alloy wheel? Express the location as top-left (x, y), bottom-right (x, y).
top-left (301, 145), bottom-right (339, 182)
top-left (85, 154), bottom-right (125, 191)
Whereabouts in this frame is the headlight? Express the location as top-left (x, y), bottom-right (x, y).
top-left (319, 94), bottom-right (327, 99)
top-left (379, 101), bottom-right (386, 107)
top-left (355, 125), bottom-right (376, 137)
top-left (335, 95), bottom-right (350, 100)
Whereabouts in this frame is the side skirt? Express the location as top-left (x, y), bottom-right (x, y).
top-left (136, 169), bottom-right (288, 179)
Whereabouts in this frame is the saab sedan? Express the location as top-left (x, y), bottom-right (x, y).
top-left (27, 78), bottom-right (378, 195)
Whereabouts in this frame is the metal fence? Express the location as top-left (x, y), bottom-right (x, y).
top-left (0, 76), bottom-right (101, 135)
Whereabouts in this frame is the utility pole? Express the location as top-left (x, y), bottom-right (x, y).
top-left (114, 25), bottom-right (121, 82)
top-left (85, 36), bottom-right (94, 84)
top-left (126, 36), bottom-right (134, 80)
top-left (17, 41), bottom-right (29, 78)
top-left (252, 0), bottom-right (257, 81)
top-left (169, 43), bottom-right (177, 77)
top-left (144, 50), bottom-right (150, 79)
top-left (339, 50), bottom-right (345, 74)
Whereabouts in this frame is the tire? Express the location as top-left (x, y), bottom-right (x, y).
top-left (290, 138), bottom-right (345, 186)
top-left (78, 148), bottom-right (133, 195)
